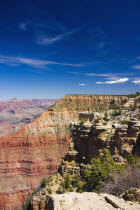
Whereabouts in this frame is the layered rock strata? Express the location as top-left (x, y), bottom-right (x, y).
top-left (0, 95), bottom-right (128, 209)
top-left (70, 112), bottom-right (140, 163)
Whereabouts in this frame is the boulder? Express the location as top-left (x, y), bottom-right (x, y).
top-left (31, 192), bottom-right (140, 210)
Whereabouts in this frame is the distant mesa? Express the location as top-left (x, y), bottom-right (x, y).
top-left (9, 98), bottom-right (21, 102)
top-left (0, 98), bottom-right (59, 136)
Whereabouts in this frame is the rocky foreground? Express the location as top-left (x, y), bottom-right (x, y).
top-left (31, 192), bottom-right (140, 210)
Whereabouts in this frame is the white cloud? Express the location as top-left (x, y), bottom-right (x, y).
top-left (78, 84), bottom-right (85, 86)
top-left (132, 65), bottom-right (140, 69)
top-left (105, 81), bottom-right (117, 84)
top-left (132, 80), bottom-right (140, 84)
top-left (105, 78), bottom-right (129, 84)
top-left (96, 78), bottom-right (129, 85)
top-left (0, 55), bottom-right (92, 68)
top-left (96, 81), bottom-right (104, 84)
top-left (86, 73), bottom-right (111, 77)
top-left (67, 71), bottom-right (133, 77)
top-left (36, 31), bottom-right (73, 45)
top-left (19, 23), bottom-right (28, 31)
top-left (115, 78), bottom-right (129, 83)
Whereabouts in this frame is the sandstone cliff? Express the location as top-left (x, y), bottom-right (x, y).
top-left (0, 94), bottom-right (128, 209)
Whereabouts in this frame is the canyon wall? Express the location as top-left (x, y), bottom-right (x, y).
top-left (70, 120), bottom-right (140, 163)
top-left (0, 95), bottom-right (128, 209)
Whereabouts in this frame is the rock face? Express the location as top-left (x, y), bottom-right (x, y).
top-left (54, 94), bottom-right (127, 111)
top-left (70, 111), bottom-right (140, 163)
top-left (31, 192), bottom-right (140, 210)
top-left (0, 111), bottom-right (72, 210)
top-left (0, 95), bottom-right (128, 209)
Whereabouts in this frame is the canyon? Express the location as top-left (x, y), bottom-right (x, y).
top-left (0, 98), bottom-right (58, 136)
top-left (0, 94), bottom-right (139, 210)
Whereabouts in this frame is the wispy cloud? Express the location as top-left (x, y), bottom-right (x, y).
top-left (67, 71), bottom-right (133, 77)
top-left (132, 80), bottom-right (140, 84)
top-left (78, 84), bottom-right (85, 86)
top-left (67, 71), bottom-right (112, 77)
top-left (96, 81), bottom-right (104, 84)
top-left (96, 78), bottom-right (129, 84)
top-left (105, 80), bottom-right (118, 84)
top-left (126, 59), bottom-right (136, 63)
top-left (18, 23), bottom-right (28, 31)
top-left (36, 31), bottom-right (73, 45)
top-left (0, 55), bottom-right (94, 68)
top-left (132, 65), bottom-right (140, 70)
top-left (86, 73), bottom-right (112, 77)
top-left (106, 78), bottom-right (129, 84)
top-left (131, 56), bottom-right (140, 69)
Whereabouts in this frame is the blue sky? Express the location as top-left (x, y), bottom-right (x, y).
top-left (0, 0), bottom-right (140, 100)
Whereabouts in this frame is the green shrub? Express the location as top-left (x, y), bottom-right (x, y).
top-left (69, 186), bottom-right (74, 192)
top-left (127, 154), bottom-right (140, 167)
top-left (103, 117), bottom-right (109, 122)
top-left (47, 188), bottom-right (52, 194)
top-left (103, 112), bottom-right (109, 121)
top-left (23, 196), bottom-right (31, 210)
top-left (94, 119), bottom-right (99, 124)
top-left (59, 174), bottom-right (72, 193)
top-left (128, 92), bottom-right (140, 98)
top-left (84, 150), bottom-right (124, 191)
top-left (80, 120), bottom-right (85, 125)
top-left (41, 178), bottom-right (47, 188)
top-left (133, 101), bottom-right (137, 110)
top-left (100, 155), bottom-right (140, 196)
top-left (23, 190), bottom-right (38, 210)
top-left (73, 175), bottom-right (83, 192)
top-left (112, 109), bottom-right (122, 116)
top-left (104, 112), bottom-right (108, 118)
top-left (109, 104), bottom-right (120, 110)
top-left (65, 174), bottom-right (71, 189)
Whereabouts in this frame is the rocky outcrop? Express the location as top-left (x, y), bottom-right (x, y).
top-left (114, 120), bottom-right (140, 158)
top-left (30, 192), bottom-right (140, 210)
top-left (0, 95), bottom-right (128, 209)
top-left (70, 110), bottom-right (140, 163)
